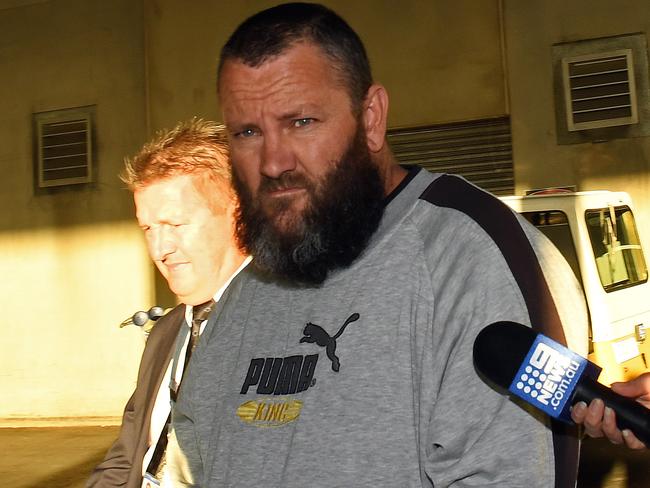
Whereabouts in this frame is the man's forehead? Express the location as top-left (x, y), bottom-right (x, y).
top-left (134, 174), bottom-right (196, 205)
top-left (219, 42), bottom-right (337, 92)
top-left (218, 44), bottom-right (351, 119)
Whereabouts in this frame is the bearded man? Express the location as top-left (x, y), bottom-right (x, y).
top-left (170, 4), bottom-right (588, 487)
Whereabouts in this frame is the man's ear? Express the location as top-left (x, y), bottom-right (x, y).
top-left (362, 84), bottom-right (389, 153)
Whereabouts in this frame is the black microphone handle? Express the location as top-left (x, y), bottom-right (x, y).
top-left (572, 378), bottom-right (650, 445)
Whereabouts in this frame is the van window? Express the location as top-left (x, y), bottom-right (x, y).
top-left (585, 206), bottom-right (648, 291)
top-left (521, 210), bottom-right (583, 289)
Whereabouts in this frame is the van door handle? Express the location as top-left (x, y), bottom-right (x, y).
top-left (635, 323), bottom-right (646, 342)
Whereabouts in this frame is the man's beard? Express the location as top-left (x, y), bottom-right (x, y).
top-left (232, 126), bottom-right (385, 285)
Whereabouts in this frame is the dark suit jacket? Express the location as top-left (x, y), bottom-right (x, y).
top-left (87, 304), bottom-right (186, 488)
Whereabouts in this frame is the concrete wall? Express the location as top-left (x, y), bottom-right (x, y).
top-left (3, 0), bottom-right (648, 422)
top-left (143, 0), bottom-right (506, 131)
top-left (0, 0), bottom-right (507, 422)
top-left (504, 0), bottom-right (650, 247)
top-left (0, 0), bottom-right (153, 422)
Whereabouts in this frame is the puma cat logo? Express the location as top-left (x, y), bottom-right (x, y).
top-left (300, 313), bottom-right (360, 372)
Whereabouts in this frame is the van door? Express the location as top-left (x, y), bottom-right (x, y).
top-left (583, 204), bottom-right (650, 384)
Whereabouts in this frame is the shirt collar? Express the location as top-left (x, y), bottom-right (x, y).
top-left (183, 256), bottom-right (252, 326)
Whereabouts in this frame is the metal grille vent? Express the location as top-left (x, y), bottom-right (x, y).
top-left (562, 49), bottom-right (638, 131)
top-left (387, 116), bottom-right (513, 195)
top-left (35, 107), bottom-right (93, 188)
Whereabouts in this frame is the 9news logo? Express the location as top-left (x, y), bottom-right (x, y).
top-left (509, 337), bottom-right (586, 420)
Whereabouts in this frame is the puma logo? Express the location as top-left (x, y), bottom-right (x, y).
top-left (300, 313), bottom-right (360, 372)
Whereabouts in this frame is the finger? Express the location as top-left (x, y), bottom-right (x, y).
top-left (601, 406), bottom-right (624, 445)
top-left (622, 429), bottom-right (647, 450)
top-left (582, 399), bottom-right (605, 438)
top-left (611, 372), bottom-right (650, 399)
top-left (570, 401), bottom-right (588, 424)
top-left (584, 398), bottom-right (604, 427)
top-left (611, 381), bottom-right (644, 397)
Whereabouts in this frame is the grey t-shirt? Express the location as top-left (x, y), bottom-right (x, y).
top-left (171, 168), bottom-right (588, 487)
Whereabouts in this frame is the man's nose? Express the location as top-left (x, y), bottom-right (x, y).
top-left (148, 226), bottom-right (175, 261)
top-left (260, 132), bottom-right (297, 179)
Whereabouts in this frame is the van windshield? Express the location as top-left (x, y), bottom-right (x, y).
top-left (585, 206), bottom-right (648, 292)
top-left (521, 210), bottom-right (583, 289)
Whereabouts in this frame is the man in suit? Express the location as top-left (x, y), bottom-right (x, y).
top-left (87, 119), bottom-right (248, 487)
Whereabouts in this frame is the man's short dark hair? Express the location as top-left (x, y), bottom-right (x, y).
top-left (218, 2), bottom-right (373, 113)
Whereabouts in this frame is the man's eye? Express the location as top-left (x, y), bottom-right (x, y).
top-left (293, 118), bottom-right (313, 128)
top-left (236, 128), bottom-right (258, 138)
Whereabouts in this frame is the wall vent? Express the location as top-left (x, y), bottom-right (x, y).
top-left (387, 117), bottom-right (513, 195)
top-left (552, 34), bottom-right (650, 144)
top-left (34, 106), bottom-right (94, 188)
top-left (562, 49), bottom-right (638, 131)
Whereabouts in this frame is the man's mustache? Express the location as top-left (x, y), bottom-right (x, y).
top-left (258, 172), bottom-right (312, 194)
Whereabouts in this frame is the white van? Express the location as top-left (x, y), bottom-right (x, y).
top-left (501, 189), bottom-right (650, 385)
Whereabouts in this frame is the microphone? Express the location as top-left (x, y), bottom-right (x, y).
top-left (147, 306), bottom-right (165, 321)
top-left (132, 310), bottom-right (150, 327)
top-left (119, 306), bottom-right (166, 328)
top-left (473, 321), bottom-right (650, 445)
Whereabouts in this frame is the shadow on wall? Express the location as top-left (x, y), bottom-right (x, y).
top-left (0, 425), bottom-right (119, 488)
top-left (23, 448), bottom-right (107, 488)
top-left (0, 182), bottom-right (136, 234)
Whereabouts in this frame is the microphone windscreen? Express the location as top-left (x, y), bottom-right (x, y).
top-left (473, 321), bottom-right (536, 388)
top-left (149, 306), bottom-right (165, 321)
top-left (132, 310), bottom-right (150, 327)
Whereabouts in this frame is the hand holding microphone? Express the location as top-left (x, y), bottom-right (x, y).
top-left (473, 321), bottom-right (650, 447)
top-left (571, 373), bottom-right (650, 449)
